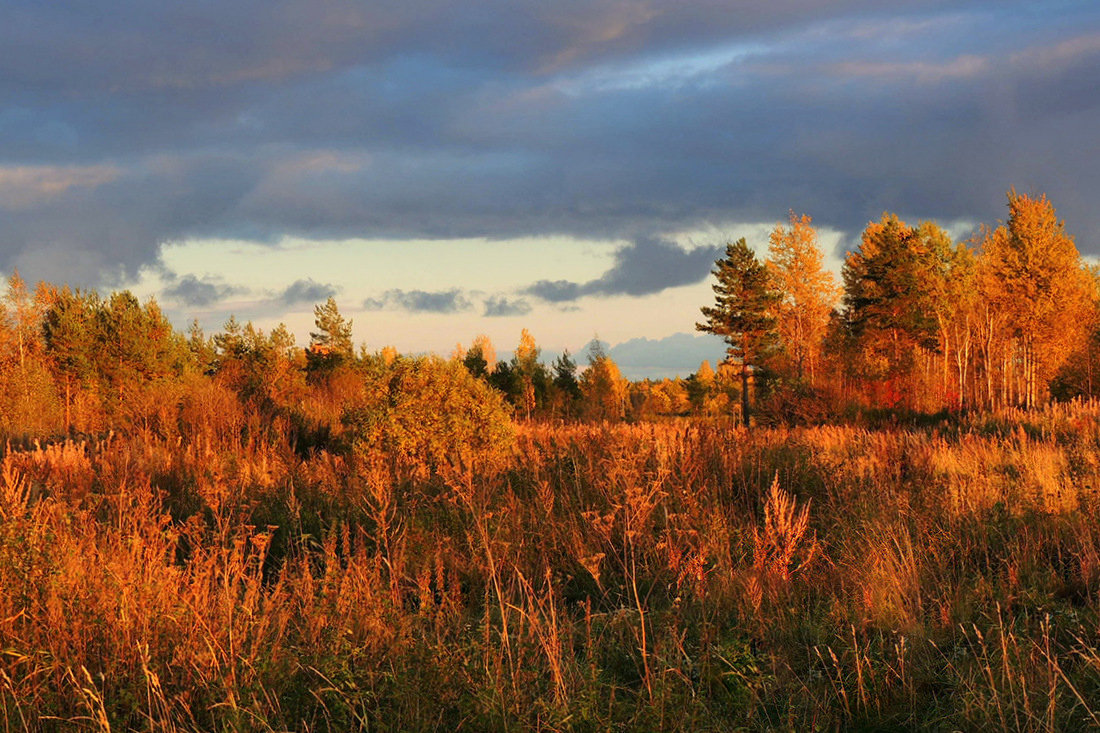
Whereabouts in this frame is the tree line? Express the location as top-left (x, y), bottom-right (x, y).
top-left (0, 275), bottom-right (633, 440)
top-left (0, 188), bottom-right (1094, 439)
top-left (699, 190), bottom-right (1099, 422)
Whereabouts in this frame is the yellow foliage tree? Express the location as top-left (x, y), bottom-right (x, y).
top-left (766, 212), bottom-right (840, 386)
top-left (981, 191), bottom-right (1093, 408)
top-left (472, 334), bottom-right (496, 374)
top-left (580, 344), bottom-right (626, 421)
top-left (514, 328), bottom-right (540, 419)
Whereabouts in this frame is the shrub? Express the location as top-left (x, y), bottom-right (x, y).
top-left (342, 355), bottom-right (514, 480)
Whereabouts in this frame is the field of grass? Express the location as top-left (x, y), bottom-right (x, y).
top-left (3, 402), bottom-right (1100, 730)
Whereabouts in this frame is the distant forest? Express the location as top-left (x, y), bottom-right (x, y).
top-left (0, 188), bottom-right (1094, 440)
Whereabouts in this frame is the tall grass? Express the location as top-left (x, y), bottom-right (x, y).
top-left (2, 404), bottom-right (1100, 729)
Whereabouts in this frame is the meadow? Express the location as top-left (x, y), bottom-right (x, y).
top-left (3, 395), bottom-right (1100, 730)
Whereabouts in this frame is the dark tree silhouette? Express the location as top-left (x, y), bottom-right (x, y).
top-left (696, 238), bottom-right (778, 426)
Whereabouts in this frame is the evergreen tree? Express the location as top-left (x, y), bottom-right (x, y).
top-left (696, 238), bottom-right (778, 426)
top-left (463, 343), bottom-right (490, 379)
top-left (43, 287), bottom-right (98, 428)
top-left (308, 297), bottom-right (354, 373)
top-left (310, 297), bottom-right (353, 355)
top-left (841, 214), bottom-right (941, 407)
top-left (187, 319), bottom-right (217, 376)
top-left (552, 349), bottom-right (581, 404)
top-left (488, 359), bottom-right (518, 403)
top-left (92, 291), bottom-right (185, 426)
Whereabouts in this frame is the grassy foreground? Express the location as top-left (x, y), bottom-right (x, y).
top-left (3, 404), bottom-right (1100, 730)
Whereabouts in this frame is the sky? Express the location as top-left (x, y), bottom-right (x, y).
top-left (2, 1), bottom-right (1099, 378)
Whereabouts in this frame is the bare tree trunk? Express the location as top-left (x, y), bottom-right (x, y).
top-left (958, 321), bottom-right (971, 411)
top-left (1089, 340), bottom-right (1094, 397)
top-left (990, 340), bottom-right (997, 409)
top-left (741, 365), bottom-right (751, 428)
top-left (1025, 337), bottom-right (1036, 409)
top-left (1023, 341), bottom-right (1030, 409)
top-left (942, 334), bottom-right (951, 409)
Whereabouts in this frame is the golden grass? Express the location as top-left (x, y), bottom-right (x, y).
top-left (1, 405), bottom-right (1100, 728)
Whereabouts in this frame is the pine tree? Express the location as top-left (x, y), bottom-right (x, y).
top-left (43, 287), bottom-right (98, 428)
top-left (841, 214), bottom-right (941, 407)
top-left (310, 297), bottom-right (353, 356)
top-left (93, 291), bottom-right (184, 422)
top-left (187, 319), bottom-right (217, 376)
top-left (552, 349), bottom-right (581, 414)
top-left (696, 238), bottom-right (778, 426)
top-left (463, 343), bottom-right (490, 379)
top-left (308, 297), bottom-right (354, 373)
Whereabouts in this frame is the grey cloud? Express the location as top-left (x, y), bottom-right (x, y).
top-left (605, 332), bottom-right (729, 380)
top-left (0, 1), bottom-right (964, 98)
top-left (361, 296), bottom-right (385, 311)
top-left (2, 1), bottom-right (1100, 288)
top-left (525, 237), bottom-right (722, 302)
top-left (162, 274), bottom-right (247, 307)
top-left (595, 237), bottom-right (723, 296)
top-left (364, 288), bottom-right (473, 313)
top-left (525, 280), bottom-right (583, 303)
top-left (279, 278), bottom-right (338, 306)
top-left (1, 153), bottom-right (263, 284)
top-left (483, 296), bottom-right (532, 317)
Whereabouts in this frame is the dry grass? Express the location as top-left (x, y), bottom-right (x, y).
top-left (1, 403), bottom-right (1100, 729)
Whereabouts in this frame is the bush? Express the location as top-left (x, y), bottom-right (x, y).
top-left (342, 355), bottom-right (514, 480)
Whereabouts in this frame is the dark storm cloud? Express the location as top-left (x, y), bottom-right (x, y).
top-left (0, 154), bottom-right (265, 284)
top-left (162, 274), bottom-right (247, 307)
top-left (364, 289), bottom-right (473, 313)
top-left (483, 296), bottom-right (533, 317)
top-left (0, 0), bottom-right (963, 97)
top-left (2, 0), bottom-right (1100, 285)
top-left (278, 278), bottom-right (338, 306)
top-left (525, 237), bottom-right (721, 302)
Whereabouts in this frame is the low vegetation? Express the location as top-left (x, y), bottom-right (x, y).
top-left (2, 399), bottom-right (1100, 729)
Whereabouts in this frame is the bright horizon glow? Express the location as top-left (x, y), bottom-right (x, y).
top-left (112, 222), bottom-right (854, 378)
